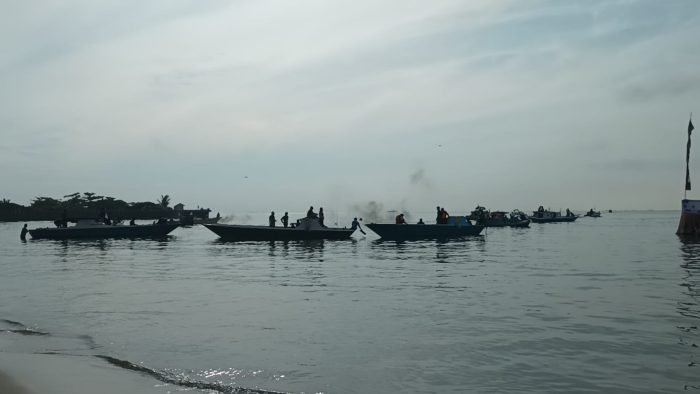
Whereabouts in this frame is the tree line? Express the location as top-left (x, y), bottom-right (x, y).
top-left (0, 193), bottom-right (175, 222)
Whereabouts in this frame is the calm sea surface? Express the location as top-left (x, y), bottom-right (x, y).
top-left (1, 211), bottom-right (699, 393)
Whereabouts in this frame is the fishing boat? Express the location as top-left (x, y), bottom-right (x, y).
top-left (366, 216), bottom-right (484, 240)
top-left (529, 206), bottom-right (578, 223)
top-left (203, 217), bottom-right (354, 241)
top-left (584, 209), bottom-right (601, 218)
top-left (469, 206), bottom-right (530, 227)
top-left (27, 220), bottom-right (179, 240)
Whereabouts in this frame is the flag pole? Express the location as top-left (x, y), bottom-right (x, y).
top-left (687, 112), bottom-right (694, 200)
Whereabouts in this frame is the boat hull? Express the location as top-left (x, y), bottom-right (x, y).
top-left (481, 219), bottom-right (530, 228)
top-left (204, 224), bottom-right (354, 241)
top-left (28, 224), bottom-right (180, 240)
top-left (678, 199), bottom-right (700, 235)
top-left (366, 224), bottom-right (484, 240)
top-left (529, 216), bottom-right (578, 223)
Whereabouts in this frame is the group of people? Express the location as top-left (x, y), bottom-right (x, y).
top-left (269, 206), bottom-right (333, 228)
top-left (268, 211), bottom-right (289, 227)
top-left (393, 206), bottom-right (449, 225)
top-left (267, 207), bottom-right (366, 234)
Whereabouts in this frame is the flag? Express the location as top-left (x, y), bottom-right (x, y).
top-left (687, 118), bottom-right (694, 191)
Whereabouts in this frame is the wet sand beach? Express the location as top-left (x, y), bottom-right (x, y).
top-left (0, 370), bottom-right (31, 394)
top-left (0, 353), bottom-right (171, 394)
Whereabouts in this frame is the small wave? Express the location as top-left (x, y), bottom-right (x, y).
top-left (3, 328), bottom-right (50, 336)
top-left (1, 319), bottom-right (24, 327)
top-left (95, 355), bottom-right (287, 394)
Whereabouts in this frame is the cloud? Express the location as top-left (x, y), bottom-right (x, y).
top-left (1, 0), bottom-right (699, 210)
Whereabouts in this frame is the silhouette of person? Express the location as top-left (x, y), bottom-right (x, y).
top-left (307, 206), bottom-right (317, 219)
top-left (396, 213), bottom-right (407, 224)
top-left (20, 224), bottom-right (28, 240)
top-left (436, 206), bottom-right (441, 224)
top-left (130, 219), bottom-right (136, 226)
top-left (439, 208), bottom-right (449, 224)
top-left (319, 207), bottom-right (325, 227)
top-left (351, 217), bottom-right (366, 235)
top-left (281, 212), bottom-right (289, 228)
top-left (417, 218), bottom-right (424, 224)
top-left (269, 211), bottom-right (276, 227)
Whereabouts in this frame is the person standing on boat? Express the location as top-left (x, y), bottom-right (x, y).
top-left (269, 211), bottom-right (276, 227)
top-left (439, 208), bottom-right (449, 224)
top-left (281, 212), bottom-right (289, 228)
top-left (351, 217), bottom-right (366, 235)
top-left (319, 207), bottom-right (326, 227)
top-left (436, 206), bottom-right (441, 224)
top-left (396, 213), bottom-right (407, 224)
top-left (566, 208), bottom-right (572, 217)
top-left (307, 206), bottom-right (317, 219)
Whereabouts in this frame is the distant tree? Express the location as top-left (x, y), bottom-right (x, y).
top-left (157, 195), bottom-right (171, 209)
top-left (131, 201), bottom-right (162, 210)
top-left (1, 198), bottom-right (10, 204)
top-left (31, 197), bottom-right (62, 209)
top-left (62, 192), bottom-right (86, 207)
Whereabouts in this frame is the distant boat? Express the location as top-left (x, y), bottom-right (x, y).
top-left (469, 206), bottom-right (530, 228)
top-left (179, 215), bottom-right (221, 225)
top-left (584, 209), bottom-right (601, 218)
top-left (529, 206), bottom-right (578, 223)
top-left (204, 217), bottom-right (354, 241)
top-left (27, 220), bottom-right (179, 240)
top-left (366, 216), bottom-right (484, 240)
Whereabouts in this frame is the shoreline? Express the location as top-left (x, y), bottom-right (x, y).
top-left (0, 352), bottom-right (174, 394)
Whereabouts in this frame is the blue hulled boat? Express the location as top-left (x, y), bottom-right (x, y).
top-left (28, 220), bottom-right (179, 240)
top-left (366, 216), bottom-right (484, 240)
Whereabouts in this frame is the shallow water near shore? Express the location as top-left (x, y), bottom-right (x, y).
top-left (1, 211), bottom-right (699, 393)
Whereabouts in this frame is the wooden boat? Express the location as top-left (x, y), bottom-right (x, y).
top-left (584, 209), bottom-right (601, 218)
top-left (469, 206), bottom-right (530, 228)
top-left (366, 216), bottom-right (484, 240)
top-left (203, 217), bottom-right (354, 241)
top-left (27, 220), bottom-right (179, 240)
top-left (529, 206), bottom-right (578, 223)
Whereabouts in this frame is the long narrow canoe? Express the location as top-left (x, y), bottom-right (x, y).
top-left (366, 216), bottom-right (484, 240)
top-left (204, 218), bottom-right (353, 241)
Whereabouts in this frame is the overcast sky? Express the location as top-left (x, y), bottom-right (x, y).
top-left (1, 0), bottom-right (699, 216)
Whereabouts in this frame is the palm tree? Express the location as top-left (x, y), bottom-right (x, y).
top-left (157, 195), bottom-right (171, 208)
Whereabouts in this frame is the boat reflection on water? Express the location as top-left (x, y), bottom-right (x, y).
top-left (678, 237), bottom-right (700, 386)
top-left (208, 239), bottom-right (332, 261)
top-left (679, 237), bottom-right (700, 320)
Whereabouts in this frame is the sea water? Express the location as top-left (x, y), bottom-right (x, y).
top-left (0, 211), bottom-right (698, 393)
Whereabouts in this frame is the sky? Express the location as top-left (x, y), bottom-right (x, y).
top-left (1, 0), bottom-right (699, 217)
